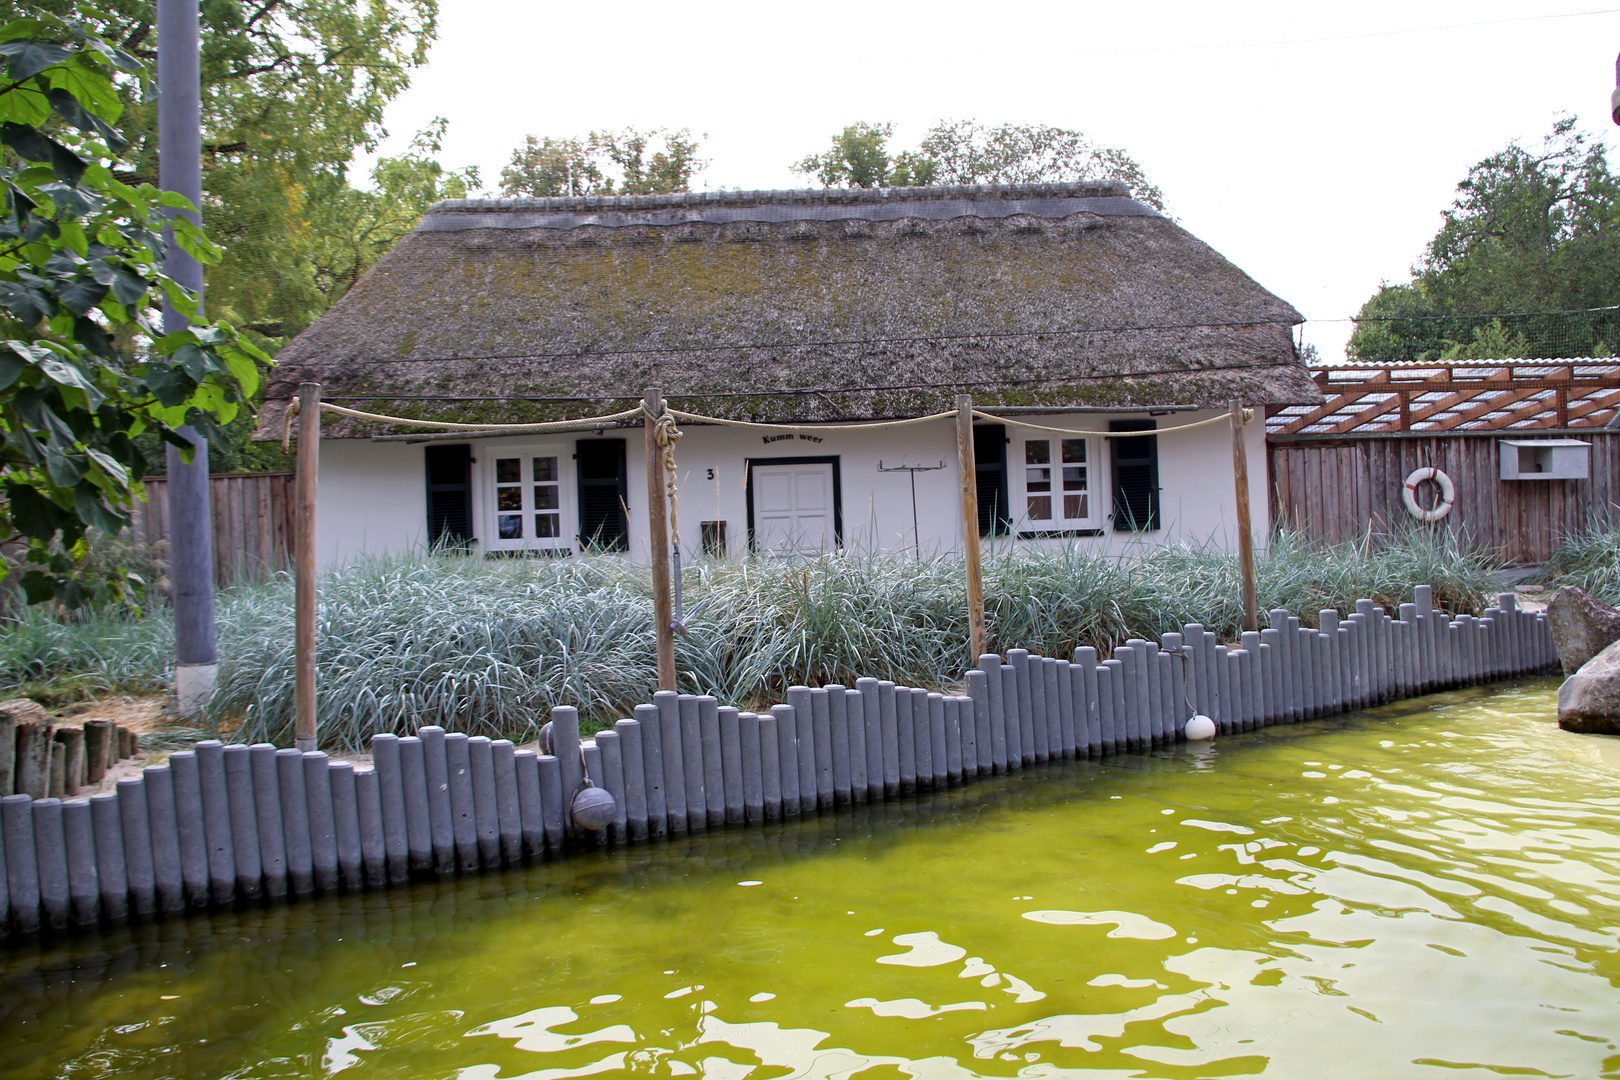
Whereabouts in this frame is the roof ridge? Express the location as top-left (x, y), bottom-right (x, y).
top-left (431, 180), bottom-right (1131, 214)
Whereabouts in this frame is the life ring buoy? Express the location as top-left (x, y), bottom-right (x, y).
top-left (1402, 467), bottom-right (1455, 522)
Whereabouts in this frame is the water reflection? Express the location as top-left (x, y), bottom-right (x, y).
top-left (2, 679), bottom-right (1618, 1079)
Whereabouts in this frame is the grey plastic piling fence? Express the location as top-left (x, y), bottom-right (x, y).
top-left (0, 584), bottom-right (1562, 939)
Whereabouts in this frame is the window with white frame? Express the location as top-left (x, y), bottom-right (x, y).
top-left (1017, 435), bottom-right (1101, 531)
top-left (486, 450), bottom-right (572, 553)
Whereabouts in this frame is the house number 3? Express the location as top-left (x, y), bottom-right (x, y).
top-left (706, 468), bottom-right (716, 480)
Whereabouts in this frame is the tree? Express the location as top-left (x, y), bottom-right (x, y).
top-left (9, 0), bottom-right (444, 344)
top-left (499, 128), bottom-right (704, 198)
top-left (1349, 118), bottom-right (1619, 363)
top-left (0, 15), bottom-right (269, 606)
top-left (792, 119), bottom-right (1166, 210)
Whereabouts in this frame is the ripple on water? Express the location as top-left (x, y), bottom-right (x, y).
top-left (2, 678), bottom-right (1618, 1079)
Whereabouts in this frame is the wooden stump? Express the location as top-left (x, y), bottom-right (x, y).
top-left (15, 721), bottom-right (52, 798)
top-left (48, 749), bottom-right (65, 798)
top-left (53, 727), bottom-right (86, 796)
top-left (83, 720), bottom-right (112, 783)
top-left (0, 709), bottom-right (15, 794)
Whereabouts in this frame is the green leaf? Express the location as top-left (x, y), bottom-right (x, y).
top-left (0, 122), bottom-right (85, 185)
top-left (4, 482), bottom-right (66, 540)
top-left (72, 485), bottom-right (125, 534)
top-left (0, 281), bottom-right (51, 324)
top-left (171, 343), bottom-right (212, 380)
top-left (110, 268), bottom-right (146, 306)
top-left (85, 446), bottom-right (129, 488)
top-left (0, 39), bottom-right (73, 82)
top-left (44, 445), bottom-right (86, 486)
top-left (143, 362), bottom-right (194, 408)
top-left (56, 275), bottom-right (109, 316)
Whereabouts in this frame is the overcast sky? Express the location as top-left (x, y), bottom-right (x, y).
top-left (359, 1), bottom-right (1620, 362)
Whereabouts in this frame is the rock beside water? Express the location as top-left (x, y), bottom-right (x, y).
top-left (1547, 586), bottom-right (1620, 674)
top-left (1558, 638), bottom-right (1620, 734)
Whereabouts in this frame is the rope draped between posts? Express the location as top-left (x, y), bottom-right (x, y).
top-left (281, 398), bottom-right (646, 451)
top-left (973, 407), bottom-right (1252, 437)
top-left (665, 408), bottom-right (958, 432)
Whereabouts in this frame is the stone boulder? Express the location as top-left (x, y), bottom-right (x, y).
top-left (1558, 638), bottom-right (1620, 734)
top-left (1546, 586), bottom-right (1620, 674)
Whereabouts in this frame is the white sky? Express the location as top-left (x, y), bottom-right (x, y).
top-left (360, 1), bottom-right (1620, 362)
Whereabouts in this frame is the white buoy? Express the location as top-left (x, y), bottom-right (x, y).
top-left (1184, 715), bottom-right (1217, 741)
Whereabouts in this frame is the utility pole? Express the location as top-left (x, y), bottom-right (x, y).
top-left (158, 0), bottom-right (217, 714)
top-left (1231, 401), bottom-right (1258, 633)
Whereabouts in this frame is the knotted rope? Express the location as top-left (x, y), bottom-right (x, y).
top-left (645, 400), bottom-right (684, 546)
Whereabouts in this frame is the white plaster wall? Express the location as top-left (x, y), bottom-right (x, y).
top-left (311, 410), bottom-right (1269, 569)
top-left (314, 439), bottom-right (428, 569)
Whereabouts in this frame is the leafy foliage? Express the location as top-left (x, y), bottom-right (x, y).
top-left (0, 15), bottom-right (268, 606)
top-left (499, 128), bottom-right (704, 198)
top-left (1350, 118), bottom-right (1619, 363)
top-left (793, 119), bottom-right (1166, 210)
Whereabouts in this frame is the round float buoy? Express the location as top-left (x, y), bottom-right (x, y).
top-left (1184, 715), bottom-right (1217, 741)
top-left (1402, 467), bottom-right (1455, 522)
top-left (572, 784), bottom-right (616, 831)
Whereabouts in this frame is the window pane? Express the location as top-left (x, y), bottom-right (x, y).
top-left (498, 514), bottom-right (523, 539)
top-left (1062, 466), bottom-right (1086, 491)
top-left (497, 487), bottom-right (523, 511)
top-left (535, 513), bottom-right (559, 538)
top-left (533, 456), bottom-right (557, 483)
top-left (534, 485), bottom-right (559, 510)
top-left (1026, 466), bottom-right (1050, 492)
top-left (1064, 494), bottom-right (1087, 519)
top-left (496, 458), bottom-right (520, 484)
top-left (1025, 440), bottom-right (1050, 465)
top-left (1061, 439), bottom-right (1086, 463)
top-left (1027, 495), bottom-right (1051, 520)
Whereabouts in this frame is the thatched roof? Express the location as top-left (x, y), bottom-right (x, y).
top-left (257, 181), bottom-right (1321, 439)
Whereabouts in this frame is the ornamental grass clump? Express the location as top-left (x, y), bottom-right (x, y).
top-left (0, 528), bottom-right (1502, 749)
top-left (1536, 519), bottom-right (1620, 605)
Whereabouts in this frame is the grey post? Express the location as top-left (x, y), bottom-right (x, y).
top-left (759, 713), bottom-right (783, 820)
top-left (1159, 651), bottom-right (1176, 739)
top-left (1162, 636), bottom-right (1187, 736)
top-left (114, 778), bottom-right (158, 918)
top-left (979, 654), bottom-right (1006, 773)
top-left (740, 712), bottom-right (765, 823)
top-left (549, 708), bottom-right (585, 839)
top-left (1182, 624), bottom-right (1209, 718)
top-left (221, 745), bottom-right (262, 901)
top-left (420, 726), bottom-right (456, 874)
top-left (679, 696), bottom-right (708, 830)
top-left (611, 722), bottom-right (649, 843)
top-left (247, 746), bottom-right (287, 901)
top-left (894, 687), bottom-right (916, 793)
top-left (1052, 660), bottom-right (1076, 759)
top-left (537, 755), bottom-right (565, 852)
top-left (444, 733), bottom-right (479, 871)
top-left (1025, 657), bottom-right (1049, 761)
top-left (962, 667), bottom-right (987, 776)
top-left (32, 799), bottom-right (69, 930)
top-left (845, 688), bottom-right (868, 801)
top-left (810, 688), bottom-right (835, 807)
top-left (633, 703), bottom-right (668, 839)
top-left (595, 730), bottom-right (629, 846)
top-left (514, 749), bottom-right (546, 857)
top-left (89, 793), bottom-right (126, 924)
top-left (280, 748), bottom-right (318, 894)
top-left (654, 691), bottom-right (688, 834)
top-left (787, 688), bottom-right (818, 813)
top-left (1097, 662), bottom-right (1117, 754)
top-left (1075, 647), bottom-right (1101, 754)
top-left (143, 764), bottom-right (184, 914)
top-left (167, 751), bottom-right (210, 907)
top-left (62, 799), bottom-right (99, 927)
top-left (1259, 630), bottom-right (1282, 723)
top-left (468, 737), bottom-right (501, 867)
top-left (355, 767), bottom-right (388, 888)
top-left (944, 696), bottom-right (964, 781)
top-left (492, 740), bottom-right (523, 864)
top-left (194, 741), bottom-right (236, 904)
top-left (303, 752), bottom-right (339, 892)
top-left (715, 708), bottom-right (743, 826)
top-left (772, 702), bottom-right (801, 817)
top-left (858, 678), bottom-right (884, 800)
top-left (1008, 649), bottom-right (1036, 762)
top-left (876, 680), bottom-right (899, 798)
top-left (1210, 646), bottom-right (1230, 733)
top-left (329, 762), bottom-right (364, 890)
top-left (369, 734), bottom-right (410, 884)
top-left (1001, 665), bottom-right (1024, 766)
top-left (1239, 632), bottom-right (1261, 728)
top-left (701, 696), bottom-right (727, 826)
top-left (1142, 642), bottom-right (1163, 745)
top-left (1117, 644), bottom-right (1142, 746)
top-left (826, 685), bottom-right (852, 804)
top-left (396, 735), bottom-right (434, 874)
top-left (917, 688), bottom-right (939, 784)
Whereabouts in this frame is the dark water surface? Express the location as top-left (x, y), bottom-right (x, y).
top-left (2, 679), bottom-right (1618, 1079)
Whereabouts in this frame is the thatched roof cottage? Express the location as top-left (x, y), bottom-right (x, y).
top-left (260, 181), bottom-right (1321, 565)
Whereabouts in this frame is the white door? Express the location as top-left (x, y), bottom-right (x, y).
top-left (753, 462), bottom-right (836, 553)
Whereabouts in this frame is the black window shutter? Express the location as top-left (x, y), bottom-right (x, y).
top-left (424, 444), bottom-right (473, 549)
top-left (973, 423), bottom-right (1010, 536)
top-left (1110, 420), bottom-right (1160, 531)
top-left (576, 439), bottom-right (629, 551)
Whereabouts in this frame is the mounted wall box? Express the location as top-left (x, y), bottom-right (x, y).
top-left (1499, 439), bottom-right (1590, 480)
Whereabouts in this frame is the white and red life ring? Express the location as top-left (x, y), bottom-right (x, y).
top-left (1402, 467), bottom-right (1455, 522)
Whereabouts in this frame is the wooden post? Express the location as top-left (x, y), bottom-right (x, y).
top-left (956, 396), bottom-right (985, 662)
top-left (294, 382), bottom-right (320, 752)
top-left (645, 389), bottom-right (677, 691)
top-left (1231, 401), bottom-right (1258, 634)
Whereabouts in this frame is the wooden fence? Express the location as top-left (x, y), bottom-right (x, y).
top-left (1268, 433), bottom-right (1620, 564)
top-left (130, 473), bottom-right (296, 585)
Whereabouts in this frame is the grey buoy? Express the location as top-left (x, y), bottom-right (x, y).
top-left (1184, 715), bottom-right (1217, 741)
top-left (572, 784), bottom-right (616, 831)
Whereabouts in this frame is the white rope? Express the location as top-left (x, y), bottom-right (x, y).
top-left (972, 408), bottom-right (1251, 437)
top-left (317, 401), bottom-right (644, 432)
top-left (666, 408), bottom-right (956, 432)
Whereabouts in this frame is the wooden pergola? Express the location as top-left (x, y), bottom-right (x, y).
top-left (1267, 361), bottom-right (1620, 437)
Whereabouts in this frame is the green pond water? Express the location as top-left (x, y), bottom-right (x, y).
top-left (3, 679), bottom-right (1620, 1079)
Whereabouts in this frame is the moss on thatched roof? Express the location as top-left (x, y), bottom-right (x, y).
top-left (258, 181), bottom-right (1320, 439)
